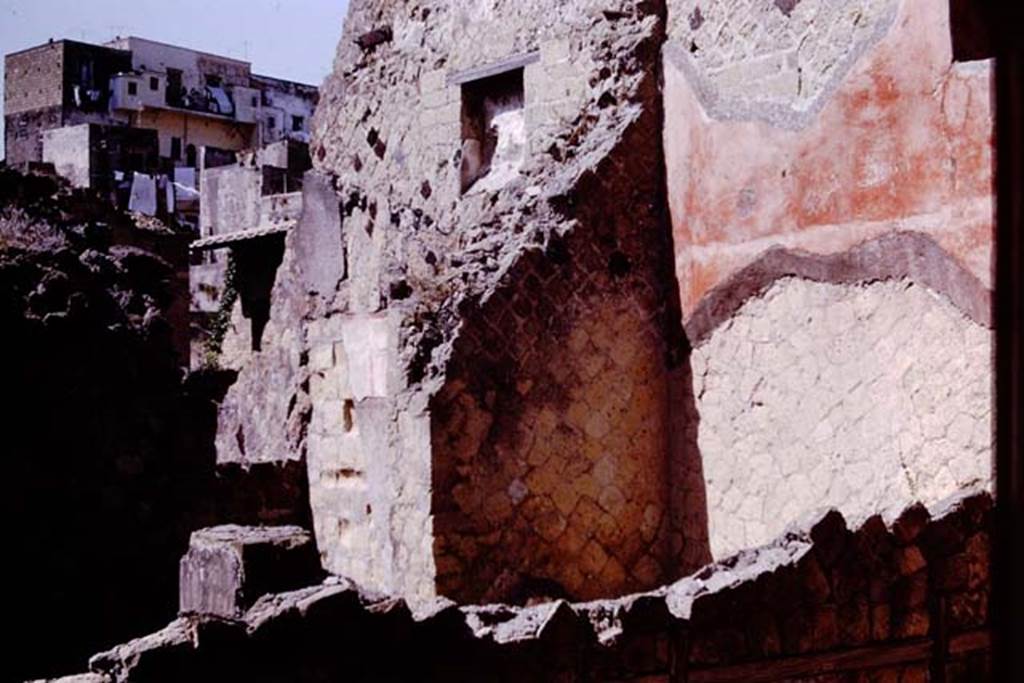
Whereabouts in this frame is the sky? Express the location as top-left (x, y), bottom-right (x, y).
top-left (0, 0), bottom-right (350, 158)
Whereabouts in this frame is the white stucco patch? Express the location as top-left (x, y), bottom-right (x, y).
top-left (693, 277), bottom-right (992, 559)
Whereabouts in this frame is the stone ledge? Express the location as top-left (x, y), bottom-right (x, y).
top-left (78, 490), bottom-right (990, 681)
top-left (179, 525), bottom-right (322, 620)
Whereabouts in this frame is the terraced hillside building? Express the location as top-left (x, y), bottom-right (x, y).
top-left (4, 36), bottom-right (317, 190)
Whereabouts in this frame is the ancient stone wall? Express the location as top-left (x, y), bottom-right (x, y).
top-left (691, 262), bottom-right (991, 558)
top-left (283, 0), bottom-right (696, 604)
top-left (77, 491), bottom-right (993, 683)
top-left (430, 151), bottom-right (678, 602)
top-left (663, 0), bottom-right (994, 314)
top-left (206, 0), bottom-right (994, 615)
top-left (663, 0), bottom-right (995, 561)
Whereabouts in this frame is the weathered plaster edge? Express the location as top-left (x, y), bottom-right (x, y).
top-left (684, 230), bottom-right (993, 347)
top-left (662, 0), bottom-right (899, 132)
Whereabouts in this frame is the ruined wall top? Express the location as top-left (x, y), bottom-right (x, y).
top-left (309, 0), bottom-right (664, 374)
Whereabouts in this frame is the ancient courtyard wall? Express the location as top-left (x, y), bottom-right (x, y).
top-left (663, 0), bottom-right (995, 560)
top-left (207, 0), bottom-right (996, 609)
top-left (663, 0), bottom-right (993, 309)
top-left (429, 113), bottom-right (683, 602)
top-left (688, 234), bottom-right (992, 558)
top-left (284, 0), bottom-right (699, 603)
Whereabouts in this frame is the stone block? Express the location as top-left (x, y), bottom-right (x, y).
top-left (179, 525), bottom-right (322, 619)
top-left (339, 316), bottom-right (392, 400)
top-left (294, 171), bottom-right (345, 298)
top-left (309, 343), bottom-right (335, 372)
top-left (541, 38), bottom-right (571, 65)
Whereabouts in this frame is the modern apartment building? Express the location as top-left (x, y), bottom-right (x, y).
top-left (4, 36), bottom-right (318, 190)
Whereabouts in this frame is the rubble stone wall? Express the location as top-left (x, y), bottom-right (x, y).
top-left (292, 0), bottom-right (688, 604)
top-left (79, 492), bottom-right (993, 683)
top-left (693, 271), bottom-right (992, 559)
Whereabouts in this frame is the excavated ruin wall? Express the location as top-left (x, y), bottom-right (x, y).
top-left (663, 0), bottom-right (995, 560)
top-left (664, 0), bottom-right (994, 314)
top-left (429, 105), bottom-right (689, 603)
top-left (693, 271), bottom-right (991, 559)
top-left (205, 0), bottom-right (995, 609)
top-left (78, 491), bottom-right (993, 683)
top-left (286, 0), bottom-right (697, 603)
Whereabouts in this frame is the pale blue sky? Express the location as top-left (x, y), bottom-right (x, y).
top-left (1, 0), bottom-right (350, 158)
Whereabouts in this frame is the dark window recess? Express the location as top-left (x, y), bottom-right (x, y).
top-left (149, 76), bottom-right (159, 91)
top-left (186, 144), bottom-right (197, 168)
top-left (949, 0), bottom-right (995, 61)
top-left (170, 137), bottom-right (182, 161)
top-left (166, 68), bottom-right (184, 106)
top-left (233, 237), bottom-right (287, 352)
top-left (127, 81), bottom-right (138, 96)
top-left (205, 74), bottom-right (222, 87)
top-left (267, 116), bottom-right (277, 130)
top-left (459, 67), bottom-right (526, 194)
top-left (292, 115), bottom-right (305, 132)
top-left (252, 95), bottom-right (259, 108)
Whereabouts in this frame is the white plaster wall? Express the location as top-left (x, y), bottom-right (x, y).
top-left (42, 124), bottom-right (91, 188)
top-left (692, 277), bottom-right (992, 559)
top-left (259, 88), bottom-right (316, 144)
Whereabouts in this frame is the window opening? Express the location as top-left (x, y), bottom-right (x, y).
top-left (460, 68), bottom-right (526, 194)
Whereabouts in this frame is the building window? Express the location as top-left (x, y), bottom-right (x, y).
top-left (171, 137), bottom-right (182, 162)
top-left (127, 81), bottom-right (138, 96)
top-left (149, 76), bottom-right (159, 91)
top-left (205, 74), bottom-right (222, 87)
top-left (267, 116), bottom-right (276, 130)
top-left (459, 67), bottom-right (526, 194)
top-left (252, 95), bottom-right (259, 108)
top-left (292, 115), bottom-right (305, 132)
top-left (166, 68), bottom-right (184, 107)
top-left (186, 144), bottom-right (198, 168)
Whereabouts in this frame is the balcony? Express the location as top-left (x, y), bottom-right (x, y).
top-left (165, 85), bottom-right (236, 119)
